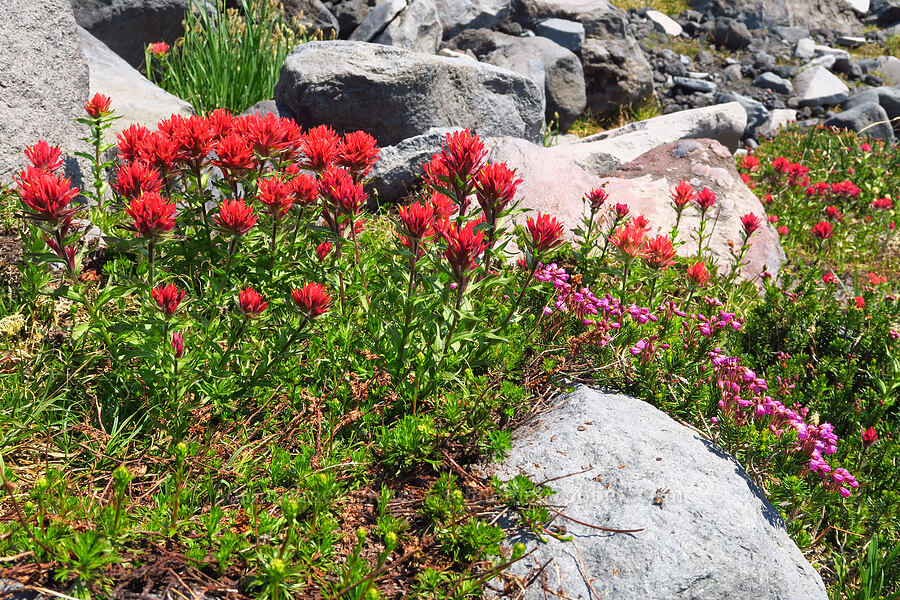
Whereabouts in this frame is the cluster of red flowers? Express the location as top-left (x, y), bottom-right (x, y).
top-left (771, 156), bottom-right (811, 187)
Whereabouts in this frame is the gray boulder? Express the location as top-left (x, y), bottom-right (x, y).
top-left (374, 0), bottom-right (442, 54)
top-left (689, 0), bottom-right (863, 34)
top-left (1, 0), bottom-right (89, 181)
top-left (582, 37), bottom-right (654, 118)
top-left (753, 71), bottom-right (794, 94)
top-left (535, 18), bottom-right (585, 53)
top-left (674, 76), bottom-right (717, 94)
top-left (240, 99), bottom-right (297, 120)
top-left (712, 17), bottom-right (752, 49)
top-left (367, 127), bottom-right (461, 202)
top-left (842, 86), bottom-right (900, 130)
top-left (824, 103), bottom-right (894, 141)
top-left (793, 66), bottom-right (850, 107)
top-left (770, 25), bottom-right (810, 43)
top-left (510, 0), bottom-right (627, 37)
top-left (716, 91), bottom-right (768, 138)
top-left (447, 29), bottom-right (586, 129)
top-left (756, 108), bottom-right (798, 138)
top-left (72, 0), bottom-right (194, 67)
top-left (492, 386), bottom-right (827, 600)
top-left (282, 0), bottom-right (341, 35)
top-left (327, 0), bottom-right (372, 36)
top-left (275, 41), bottom-right (544, 146)
top-left (348, 0), bottom-right (407, 42)
top-left (78, 26), bottom-right (194, 144)
top-left (434, 0), bottom-right (510, 39)
top-left (646, 9), bottom-right (683, 36)
top-left (548, 102), bottom-right (747, 176)
top-left (794, 38), bottom-right (816, 59)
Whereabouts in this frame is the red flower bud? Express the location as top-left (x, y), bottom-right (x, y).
top-left (84, 93), bottom-right (112, 118)
top-left (238, 287), bottom-right (268, 318)
top-left (151, 283), bottom-right (185, 317)
top-left (171, 331), bottom-right (184, 358)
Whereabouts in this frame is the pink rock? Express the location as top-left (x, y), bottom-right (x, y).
top-left (485, 136), bottom-right (783, 279)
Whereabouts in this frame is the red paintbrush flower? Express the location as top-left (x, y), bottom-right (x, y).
top-left (14, 166), bottom-right (80, 225)
top-left (740, 213), bottom-right (761, 236)
top-left (207, 108), bottom-right (234, 138)
top-left (318, 166), bottom-right (366, 216)
top-left (474, 162), bottom-right (522, 224)
top-left (256, 175), bottom-right (293, 219)
top-left (112, 161), bottom-right (163, 200)
top-left (686, 261), bottom-right (710, 287)
top-left (609, 221), bottom-right (647, 259)
top-left (398, 201), bottom-right (436, 254)
top-left (316, 241), bottom-right (332, 261)
top-left (631, 214), bottom-right (650, 231)
top-left (238, 113), bottom-right (294, 160)
top-left (150, 41), bottom-right (170, 56)
top-left (301, 125), bottom-right (340, 172)
top-left (24, 141), bottom-right (63, 172)
top-left (213, 133), bottom-right (257, 179)
top-left (291, 283), bottom-right (332, 318)
top-left (614, 203), bottom-right (630, 218)
top-left (289, 173), bottom-right (319, 207)
top-left (812, 220), bottom-right (834, 240)
top-left (442, 129), bottom-right (486, 183)
top-left (586, 187), bottom-right (608, 211)
top-left (151, 283), bottom-right (185, 317)
top-left (84, 93), bottom-right (112, 118)
top-left (695, 187), bottom-right (716, 212)
top-left (641, 235), bottom-right (676, 270)
top-left (739, 154), bottom-right (759, 171)
top-left (525, 212), bottom-right (564, 255)
top-left (172, 114), bottom-right (215, 168)
top-left (238, 287), bottom-right (268, 318)
top-left (117, 124), bottom-right (152, 163)
top-left (125, 192), bottom-right (176, 238)
top-left (443, 218), bottom-right (488, 283)
top-left (337, 131), bottom-right (380, 178)
top-left (136, 131), bottom-right (180, 174)
top-left (777, 225), bottom-right (789, 236)
top-left (862, 426), bottom-right (878, 447)
top-left (215, 198), bottom-right (257, 236)
top-left (670, 180), bottom-right (695, 209)
top-left (872, 197), bottom-right (893, 210)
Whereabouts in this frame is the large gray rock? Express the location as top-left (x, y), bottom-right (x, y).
top-left (327, 0), bottom-right (372, 36)
top-left (712, 17), bottom-right (752, 49)
top-left (492, 386), bottom-right (826, 600)
top-left (348, 0), bottom-right (407, 41)
top-left (756, 109), bottom-right (798, 138)
top-left (689, 0), bottom-right (864, 34)
top-left (549, 102), bottom-right (747, 176)
top-left (875, 55), bottom-right (900, 86)
top-left (1, 0), bottom-right (89, 181)
top-left (368, 127), bottom-right (461, 202)
top-left (447, 29), bottom-right (586, 130)
top-left (535, 17), bottom-right (585, 53)
top-left (753, 71), bottom-right (793, 94)
top-left (793, 66), bottom-right (850, 107)
top-left (275, 41), bottom-right (544, 146)
top-left (72, 0), bottom-right (193, 67)
top-left (78, 26), bottom-right (194, 144)
top-left (716, 91), bottom-right (768, 138)
top-left (581, 37), bottom-right (654, 118)
top-left (824, 103), bottom-right (894, 141)
top-left (374, 0), bottom-right (442, 54)
top-left (842, 86), bottom-right (900, 131)
top-left (434, 0), bottom-right (510, 38)
top-left (511, 0), bottom-right (654, 118)
top-left (282, 0), bottom-right (341, 35)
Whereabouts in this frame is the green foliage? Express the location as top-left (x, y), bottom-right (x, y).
top-left (146, 0), bottom-right (317, 113)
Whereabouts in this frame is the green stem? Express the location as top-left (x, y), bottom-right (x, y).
top-left (499, 264), bottom-right (537, 330)
top-left (395, 252), bottom-right (419, 375)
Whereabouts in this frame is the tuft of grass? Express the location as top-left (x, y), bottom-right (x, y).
top-left (145, 0), bottom-right (321, 114)
top-left (569, 95), bottom-right (662, 137)
top-left (614, 0), bottom-right (690, 15)
top-left (849, 34), bottom-right (900, 60)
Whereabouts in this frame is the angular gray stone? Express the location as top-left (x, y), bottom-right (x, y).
top-left (794, 38), bottom-right (816, 59)
top-left (510, 0), bottom-right (628, 37)
top-left (689, 0), bottom-right (863, 34)
top-left (1, 0), bottom-right (89, 181)
top-left (434, 0), bottom-right (510, 38)
top-left (374, 0), bottom-right (443, 54)
top-left (770, 25), bottom-right (810, 43)
top-left (716, 91), bottom-right (768, 137)
top-left (240, 99), bottom-right (296, 120)
top-left (813, 45), bottom-right (852, 60)
top-left (793, 66), bottom-right (850, 107)
top-left (836, 35), bottom-right (867, 47)
top-left (447, 29), bottom-right (586, 130)
top-left (72, 0), bottom-right (195, 67)
top-left (328, 0), bottom-right (371, 36)
top-left (645, 9), bottom-right (682, 36)
top-left (282, 0), bottom-right (340, 34)
top-left (756, 109), bottom-right (798, 138)
top-left (844, 0), bottom-right (870, 13)
top-left (875, 55), bottom-right (900, 86)
top-left (824, 103), bottom-right (894, 141)
top-left (368, 127), bottom-right (461, 202)
top-left (535, 18), bottom-right (586, 53)
top-left (493, 386), bottom-right (826, 600)
top-left (348, 0), bottom-right (407, 41)
top-left (712, 17), bottom-right (752, 50)
top-left (275, 41), bottom-right (544, 146)
top-left (78, 26), bottom-right (194, 144)
top-left (548, 102), bottom-right (748, 175)
top-left (842, 86), bottom-right (900, 128)
top-left (581, 36), bottom-right (654, 118)
top-left (753, 71), bottom-right (794, 94)
top-left (674, 76), bottom-right (717, 94)
top-left (722, 63), bottom-right (744, 82)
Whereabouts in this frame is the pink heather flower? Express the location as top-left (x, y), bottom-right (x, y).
top-left (860, 142), bottom-right (871, 152)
